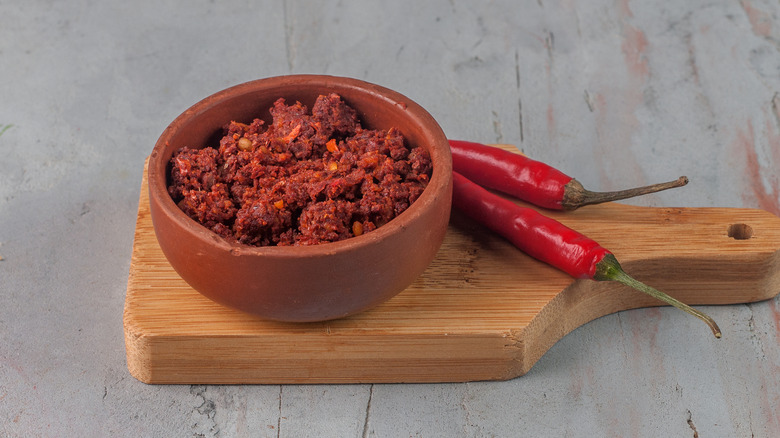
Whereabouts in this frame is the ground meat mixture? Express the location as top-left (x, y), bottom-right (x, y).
top-left (167, 93), bottom-right (433, 246)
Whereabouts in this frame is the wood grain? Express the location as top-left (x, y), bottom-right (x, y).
top-left (124, 146), bottom-right (780, 384)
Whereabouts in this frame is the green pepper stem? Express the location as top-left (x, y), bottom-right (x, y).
top-left (594, 254), bottom-right (721, 338)
top-left (563, 176), bottom-right (689, 210)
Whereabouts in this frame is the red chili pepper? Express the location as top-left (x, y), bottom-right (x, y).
top-left (449, 140), bottom-right (688, 210)
top-left (452, 171), bottom-right (721, 338)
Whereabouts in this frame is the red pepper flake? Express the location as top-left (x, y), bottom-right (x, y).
top-left (283, 125), bottom-right (302, 143)
top-left (326, 139), bottom-right (338, 153)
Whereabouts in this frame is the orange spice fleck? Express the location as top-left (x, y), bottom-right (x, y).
top-left (283, 125), bottom-right (302, 142)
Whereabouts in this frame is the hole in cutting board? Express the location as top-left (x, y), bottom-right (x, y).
top-left (727, 223), bottom-right (754, 240)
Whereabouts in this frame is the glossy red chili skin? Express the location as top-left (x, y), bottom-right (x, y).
top-left (449, 140), bottom-right (573, 210)
top-left (452, 171), bottom-right (610, 279)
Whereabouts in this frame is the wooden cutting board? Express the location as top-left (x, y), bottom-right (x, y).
top-left (124, 146), bottom-right (780, 384)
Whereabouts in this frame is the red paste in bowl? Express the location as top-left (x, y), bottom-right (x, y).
top-left (167, 93), bottom-right (433, 246)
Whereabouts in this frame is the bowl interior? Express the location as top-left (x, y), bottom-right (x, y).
top-left (149, 75), bottom-right (451, 255)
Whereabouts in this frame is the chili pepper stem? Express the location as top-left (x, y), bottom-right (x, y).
top-left (594, 254), bottom-right (722, 338)
top-left (563, 176), bottom-right (689, 210)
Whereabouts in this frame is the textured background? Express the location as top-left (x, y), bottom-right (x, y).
top-left (1, 1), bottom-right (779, 436)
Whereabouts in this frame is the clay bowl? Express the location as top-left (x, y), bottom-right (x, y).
top-left (148, 75), bottom-right (452, 322)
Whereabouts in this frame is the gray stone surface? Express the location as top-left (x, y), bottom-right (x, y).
top-left (2, 0), bottom-right (780, 436)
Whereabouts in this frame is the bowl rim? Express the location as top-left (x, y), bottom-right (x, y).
top-left (148, 74), bottom-right (451, 258)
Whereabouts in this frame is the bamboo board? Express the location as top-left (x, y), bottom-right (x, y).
top-left (124, 146), bottom-right (780, 384)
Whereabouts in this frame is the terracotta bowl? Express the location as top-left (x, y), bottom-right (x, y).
top-left (148, 75), bottom-right (452, 322)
